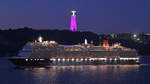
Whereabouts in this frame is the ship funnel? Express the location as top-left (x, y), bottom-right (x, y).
top-left (103, 40), bottom-right (109, 47)
top-left (85, 39), bottom-right (88, 45)
top-left (38, 36), bottom-right (43, 43)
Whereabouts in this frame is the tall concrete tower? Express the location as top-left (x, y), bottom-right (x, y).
top-left (70, 10), bottom-right (77, 31)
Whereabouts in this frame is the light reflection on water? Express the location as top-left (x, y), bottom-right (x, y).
top-left (20, 65), bottom-right (140, 84)
top-left (0, 57), bottom-right (150, 84)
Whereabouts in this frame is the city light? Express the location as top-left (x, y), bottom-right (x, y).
top-left (137, 38), bottom-right (140, 41)
top-left (133, 34), bottom-right (137, 38)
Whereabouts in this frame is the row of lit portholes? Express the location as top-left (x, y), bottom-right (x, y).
top-left (25, 59), bottom-right (44, 61)
top-left (24, 57), bottom-right (139, 62)
top-left (50, 57), bottom-right (139, 62)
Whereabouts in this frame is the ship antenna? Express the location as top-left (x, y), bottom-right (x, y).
top-left (38, 36), bottom-right (43, 43)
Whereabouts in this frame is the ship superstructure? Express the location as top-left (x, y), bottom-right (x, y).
top-left (9, 37), bottom-right (139, 66)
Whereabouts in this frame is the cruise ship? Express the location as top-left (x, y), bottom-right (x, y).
top-left (9, 36), bottom-right (140, 67)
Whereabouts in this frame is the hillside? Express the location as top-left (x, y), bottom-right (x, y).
top-left (0, 27), bottom-right (149, 56)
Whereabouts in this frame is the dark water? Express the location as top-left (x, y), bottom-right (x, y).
top-left (0, 56), bottom-right (150, 84)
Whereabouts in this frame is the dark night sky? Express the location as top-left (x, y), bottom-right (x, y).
top-left (0, 0), bottom-right (150, 34)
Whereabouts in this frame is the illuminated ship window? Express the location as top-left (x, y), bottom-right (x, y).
top-left (25, 59), bottom-right (28, 61)
top-left (49, 41), bottom-right (57, 44)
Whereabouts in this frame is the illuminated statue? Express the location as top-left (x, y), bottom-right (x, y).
top-left (70, 10), bottom-right (77, 31)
